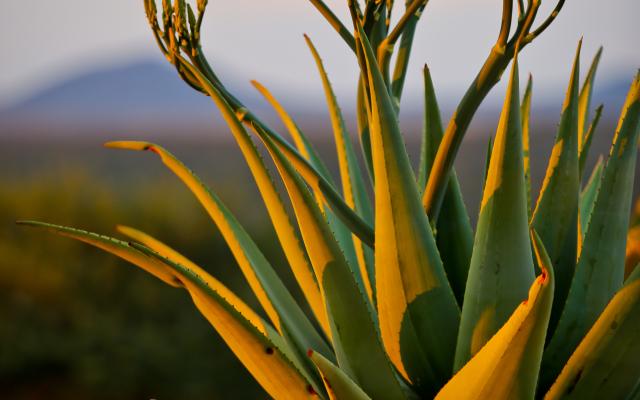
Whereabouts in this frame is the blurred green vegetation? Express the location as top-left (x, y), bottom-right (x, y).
top-left (0, 140), bottom-right (304, 400)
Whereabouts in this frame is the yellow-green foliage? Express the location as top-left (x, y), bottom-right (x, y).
top-left (18, 1), bottom-right (640, 399)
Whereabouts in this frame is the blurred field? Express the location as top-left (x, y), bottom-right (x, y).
top-left (0, 113), bottom-right (636, 399)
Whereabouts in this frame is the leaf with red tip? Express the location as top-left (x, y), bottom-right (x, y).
top-left (436, 230), bottom-right (554, 400)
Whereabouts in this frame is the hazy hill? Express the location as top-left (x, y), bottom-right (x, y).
top-left (0, 60), bottom-right (632, 139)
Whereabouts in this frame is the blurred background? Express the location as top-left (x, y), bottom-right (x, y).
top-left (1, 0), bottom-right (639, 399)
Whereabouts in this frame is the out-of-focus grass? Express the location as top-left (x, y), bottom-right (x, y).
top-left (0, 149), bottom-right (285, 400)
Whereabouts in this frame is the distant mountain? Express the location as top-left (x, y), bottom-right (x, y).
top-left (0, 61), bottom-right (253, 124)
top-left (0, 59), bottom-right (632, 138)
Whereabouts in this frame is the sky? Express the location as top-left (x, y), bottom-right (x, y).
top-left (1, 0), bottom-right (639, 112)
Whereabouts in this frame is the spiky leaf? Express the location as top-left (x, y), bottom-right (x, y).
top-left (454, 55), bottom-right (535, 371)
top-left (530, 42), bottom-right (581, 266)
top-left (521, 74), bottom-right (533, 221)
top-left (166, 58), bottom-right (332, 340)
top-left (544, 259), bottom-right (640, 400)
top-left (104, 141), bottom-right (336, 389)
top-left (577, 47), bottom-right (603, 148)
top-left (436, 230), bottom-right (554, 400)
top-left (579, 105), bottom-right (603, 181)
top-left (418, 65), bottom-right (474, 306)
top-left (115, 225), bottom-right (265, 330)
top-left (16, 221), bottom-right (180, 287)
top-left (308, 350), bottom-right (372, 400)
top-left (176, 54), bottom-right (375, 250)
top-left (305, 35), bottom-right (377, 306)
top-left (250, 82), bottom-right (376, 324)
top-left (359, 22), bottom-right (460, 397)
top-left (579, 155), bottom-right (604, 238)
top-left (131, 243), bottom-right (322, 400)
top-left (253, 123), bottom-right (407, 400)
top-left (539, 73), bottom-right (640, 394)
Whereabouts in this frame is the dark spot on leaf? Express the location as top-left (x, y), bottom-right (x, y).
top-left (323, 377), bottom-right (332, 389)
top-left (611, 321), bottom-right (618, 330)
top-left (568, 369), bottom-right (584, 393)
top-left (266, 348), bottom-right (274, 355)
top-left (307, 385), bottom-right (318, 395)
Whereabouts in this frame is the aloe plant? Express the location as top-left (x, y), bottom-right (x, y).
top-left (18, 1), bottom-right (640, 399)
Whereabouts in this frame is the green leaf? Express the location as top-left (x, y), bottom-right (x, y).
top-left (104, 141), bottom-right (336, 391)
top-left (544, 257), bottom-right (640, 400)
top-left (390, 0), bottom-right (422, 113)
top-left (357, 77), bottom-right (375, 186)
top-left (476, 135), bottom-right (493, 231)
top-left (131, 243), bottom-right (324, 400)
top-left (578, 47), bottom-right (603, 148)
top-left (358, 22), bottom-right (460, 398)
top-left (16, 221), bottom-right (178, 287)
top-left (539, 73), bottom-right (640, 395)
top-left (176, 53), bottom-right (375, 250)
top-left (308, 350), bottom-right (372, 400)
top-left (435, 229), bottom-right (554, 400)
top-left (547, 200), bottom-right (578, 346)
top-left (114, 225), bottom-right (268, 331)
top-left (253, 122), bottom-right (407, 400)
top-left (454, 54), bottom-right (536, 372)
top-left (173, 65), bottom-right (331, 340)
top-left (308, 0), bottom-right (357, 53)
top-left (250, 80), bottom-right (376, 322)
top-left (305, 35), bottom-right (377, 308)
top-left (530, 41), bottom-right (581, 266)
top-left (579, 105), bottom-right (603, 181)
top-left (579, 155), bottom-right (604, 238)
top-left (419, 64), bottom-right (474, 307)
top-left (521, 73), bottom-right (533, 221)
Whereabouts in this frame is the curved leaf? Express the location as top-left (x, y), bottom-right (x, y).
top-left (250, 80), bottom-right (373, 317)
top-left (131, 243), bottom-right (323, 400)
top-left (253, 122), bottom-right (407, 400)
top-left (104, 141), bottom-right (336, 388)
top-left (308, 350), bottom-right (372, 400)
top-left (578, 47), bottom-right (603, 148)
top-left (304, 34), bottom-right (377, 308)
top-left (454, 54), bottom-right (535, 372)
top-left (579, 155), bottom-right (604, 238)
top-left (419, 64), bottom-right (474, 307)
top-left (115, 224), bottom-right (266, 331)
top-left (521, 73), bottom-right (533, 221)
top-left (539, 73), bottom-right (640, 394)
top-left (544, 258), bottom-right (640, 400)
top-left (390, 0), bottom-right (422, 114)
top-left (176, 53), bottom-right (375, 251)
top-left (476, 135), bottom-right (493, 231)
top-left (163, 57), bottom-right (332, 340)
top-left (530, 41), bottom-right (581, 266)
top-left (578, 105), bottom-right (603, 181)
top-left (357, 77), bottom-right (375, 186)
top-left (436, 229), bottom-right (554, 400)
top-left (16, 221), bottom-right (180, 287)
top-left (359, 22), bottom-right (460, 398)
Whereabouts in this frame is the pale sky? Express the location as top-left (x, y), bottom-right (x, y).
top-left (1, 0), bottom-right (639, 110)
